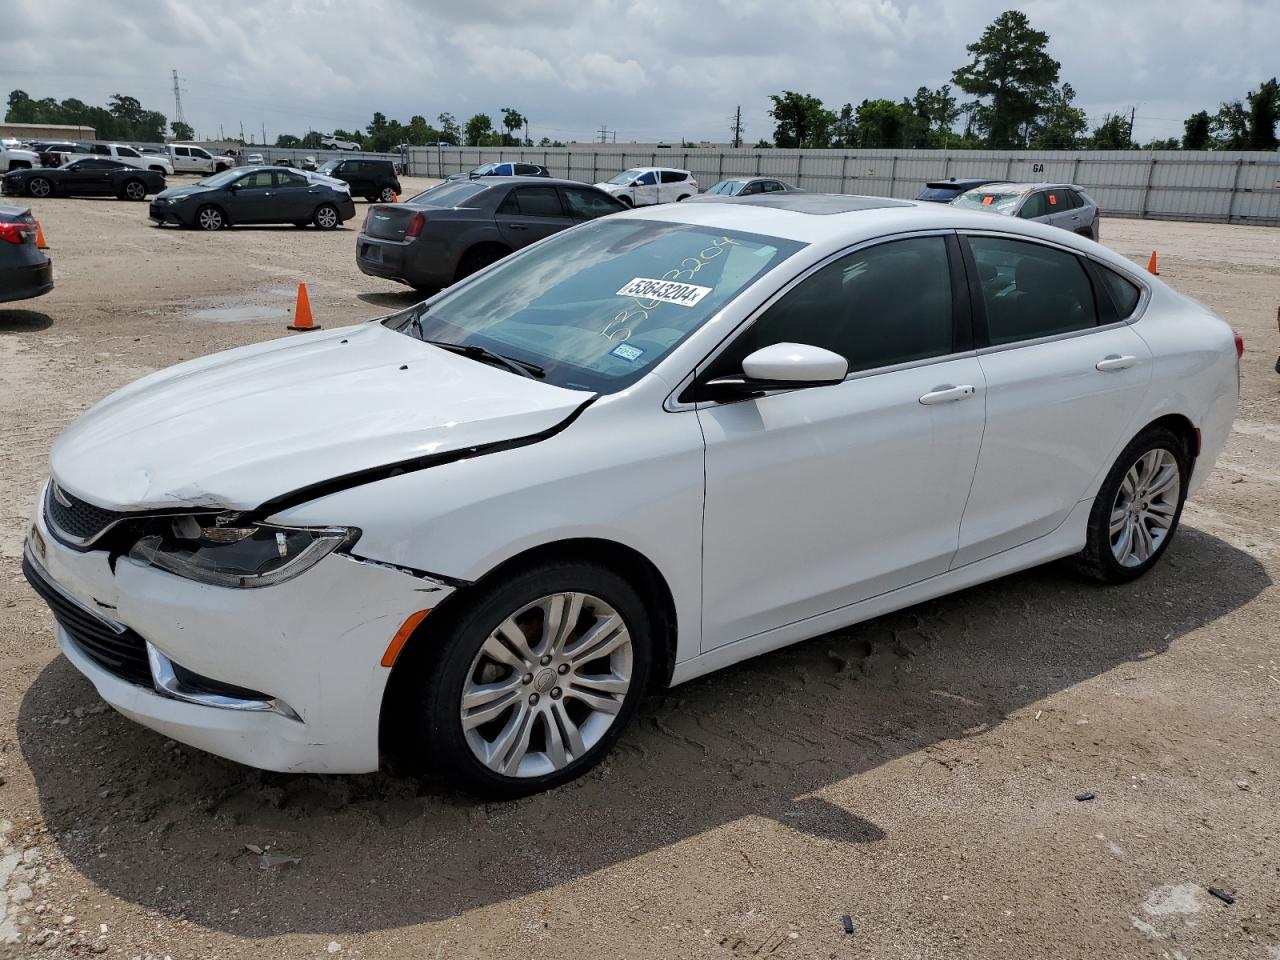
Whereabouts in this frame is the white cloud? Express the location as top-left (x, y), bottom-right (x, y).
top-left (0, 0), bottom-right (1275, 145)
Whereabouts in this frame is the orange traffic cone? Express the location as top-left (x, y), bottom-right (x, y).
top-left (288, 282), bottom-right (320, 331)
top-left (392, 192), bottom-right (399, 203)
top-left (1146, 251), bottom-right (1159, 275)
top-left (35, 222), bottom-right (47, 249)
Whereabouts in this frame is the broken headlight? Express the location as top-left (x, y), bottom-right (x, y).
top-left (128, 515), bottom-right (359, 588)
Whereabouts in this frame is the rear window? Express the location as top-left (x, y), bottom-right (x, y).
top-left (917, 187), bottom-right (963, 202)
top-left (659, 170), bottom-right (688, 184)
top-left (954, 189), bottom-right (1027, 216)
top-left (409, 181), bottom-right (489, 206)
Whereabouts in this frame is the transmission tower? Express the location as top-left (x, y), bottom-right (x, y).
top-left (171, 69), bottom-right (187, 129)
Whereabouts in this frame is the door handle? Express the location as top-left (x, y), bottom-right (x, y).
top-left (508, 224), bottom-right (529, 230)
top-left (1096, 354), bottom-right (1138, 372)
top-left (919, 384), bottom-right (977, 405)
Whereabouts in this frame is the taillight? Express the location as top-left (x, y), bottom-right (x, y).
top-left (690, 178), bottom-right (699, 188)
top-left (0, 222), bottom-right (35, 244)
top-left (405, 211), bottom-right (426, 239)
top-left (1233, 330), bottom-right (1244, 358)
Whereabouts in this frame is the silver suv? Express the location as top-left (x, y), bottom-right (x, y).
top-left (953, 182), bottom-right (1100, 240)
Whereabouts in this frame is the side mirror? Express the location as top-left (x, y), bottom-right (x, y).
top-left (228, 183), bottom-right (240, 192)
top-left (704, 343), bottom-right (848, 398)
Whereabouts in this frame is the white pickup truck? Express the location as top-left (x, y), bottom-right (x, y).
top-left (87, 143), bottom-right (174, 176)
top-left (165, 143), bottom-right (236, 174)
top-left (1, 145), bottom-right (40, 172)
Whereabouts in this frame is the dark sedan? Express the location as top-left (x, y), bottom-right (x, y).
top-left (915, 177), bottom-right (1006, 203)
top-left (0, 204), bottom-right (53, 303)
top-left (356, 177), bottom-right (625, 291)
top-left (2, 158), bottom-right (165, 201)
top-left (445, 161), bottom-right (552, 182)
top-left (698, 177), bottom-right (802, 197)
top-left (149, 166), bottom-right (357, 231)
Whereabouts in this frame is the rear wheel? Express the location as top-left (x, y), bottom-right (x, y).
top-left (455, 244), bottom-right (508, 281)
top-left (378, 186), bottom-right (396, 202)
top-left (196, 205), bottom-right (226, 231)
top-left (313, 203), bottom-right (340, 230)
top-left (121, 179), bottom-right (147, 201)
top-left (390, 561), bottom-right (652, 798)
top-left (27, 177), bottom-right (52, 198)
top-left (1071, 426), bottom-right (1189, 583)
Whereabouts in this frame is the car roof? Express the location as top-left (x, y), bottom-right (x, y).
top-left (452, 176), bottom-right (605, 190)
top-left (961, 181), bottom-right (1081, 195)
top-left (619, 166), bottom-right (691, 175)
top-left (924, 177), bottom-right (1005, 189)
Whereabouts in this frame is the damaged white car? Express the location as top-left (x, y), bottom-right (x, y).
top-left (25, 194), bottom-right (1239, 797)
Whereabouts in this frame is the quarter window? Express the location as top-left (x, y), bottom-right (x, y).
top-left (967, 236), bottom-right (1098, 345)
top-left (562, 188), bottom-right (622, 219)
top-left (709, 236), bottom-right (956, 379)
top-left (1093, 263), bottom-right (1142, 319)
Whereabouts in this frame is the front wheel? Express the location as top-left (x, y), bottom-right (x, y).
top-left (313, 203), bottom-right (340, 230)
top-left (121, 179), bottom-right (147, 201)
top-left (392, 561), bottom-right (653, 798)
top-left (27, 177), bottom-right (52, 198)
top-left (196, 205), bottom-right (226, 231)
top-left (1071, 426), bottom-right (1189, 583)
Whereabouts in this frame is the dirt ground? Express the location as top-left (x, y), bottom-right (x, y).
top-left (0, 181), bottom-right (1277, 960)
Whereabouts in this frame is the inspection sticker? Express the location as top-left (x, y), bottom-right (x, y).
top-left (616, 277), bottom-right (712, 307)
top-left (609, 342), bottom-right (645, 362)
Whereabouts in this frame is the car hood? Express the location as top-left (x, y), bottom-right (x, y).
top-left (50, 321), bottom-right (590, 513)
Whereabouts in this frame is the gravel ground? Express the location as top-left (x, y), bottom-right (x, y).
top-left (0, 185), bottom-right (1277, 960)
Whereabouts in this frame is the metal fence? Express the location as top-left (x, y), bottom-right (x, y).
top-left (406, 146), bottom-right (1280, 226)
top-left (249, 147), bottom-right (406, 169)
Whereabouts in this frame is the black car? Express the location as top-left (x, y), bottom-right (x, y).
top-left (0, 204), bottom-right (53, 303)
top-left (149, 166), bottom-right (357, 230)
top-left (356, 177), bottom-right (625, 291)
top-left (315, 158), bottom-right (402, 202)
top-left (915, 177), bottom-right (1007, 203)
top-left (1, 158), bottom-right (166, 201)
top-left (445, 161), bottom-right (553, 182)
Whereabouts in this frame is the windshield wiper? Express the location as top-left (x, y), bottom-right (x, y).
top-left (423, 339), bottom-right (544, 379)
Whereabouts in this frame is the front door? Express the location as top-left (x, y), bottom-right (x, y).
top-left (632, 170), bottom-right (659, 205)
top-left (65, 159), bottom-right (115, 195)
top-left (696, 233), bottom-right (986, 649)
top-left (228, 169), bottom-right (276, 222)
top-left (494, 186), bottom-right (574, 247)
top-left (953, 233), bottom-right (1153, 566)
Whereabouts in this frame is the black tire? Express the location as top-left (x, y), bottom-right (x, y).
top-left (313, 203), bottom-right (340, 230)
top-left (195, 205), bottom-right (226, 231)
top-left (120, 179), bottom-right (147, 201)
top-left (377, 185), bottom-right (397, 202)
top-left (455, 244), bottom-right (508, 281)
top-left (27, 177), bottom-right (53, 199)
top-left (1070, 425), bottom-right (1191, 584)
top-left (389, 560), bottom-right (653, 798)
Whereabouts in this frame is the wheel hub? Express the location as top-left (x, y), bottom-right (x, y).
top-left (532, 667), bottom-right (556, 693)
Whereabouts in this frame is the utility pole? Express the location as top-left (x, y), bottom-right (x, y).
top-left (1128, 105), bottom-right (1136, 145)
top-left (170, 69), bottom-right (187, 137)
top-left (261, 123), bottom-right (267, 147)
top-left (730, 105), bottom-right (743, 148)
top-left (597, 123), bottom-right (610, 144)
top-left (524, 118), bottom-right (529, 146)
top-left (239, 121), bottom-right (244, 145)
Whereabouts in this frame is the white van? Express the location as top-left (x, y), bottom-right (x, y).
top-left (166, 143), bottom-right (235, 174)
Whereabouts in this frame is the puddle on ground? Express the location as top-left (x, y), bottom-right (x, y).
top-left (191, 304), bottom-right (290, 323)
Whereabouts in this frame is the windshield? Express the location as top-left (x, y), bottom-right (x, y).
top-left (607, 169), bottom-right (643, 186)
top-left (317, 159), bottom-right (342, 174)
top-left (707, 180), bottom-right (745, 196)
top-left (953, 188), bottom-right (1025, 215)
top-left (385, 219), bottom-right (804, 392)
top-left (194, 168), bottom-right (244, 188)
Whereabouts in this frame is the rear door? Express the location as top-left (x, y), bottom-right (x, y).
top-left (953, 233), bottom-right (1152, 565)
top-left (494, 185), bottom-right (574, 246)
top-left (273, 170), bottom-right (316, 219)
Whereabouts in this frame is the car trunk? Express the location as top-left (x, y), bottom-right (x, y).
top-left (363, 204), bottom-right (421, 240)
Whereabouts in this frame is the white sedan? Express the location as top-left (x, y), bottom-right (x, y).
top-left (24, 193), bottom-right (1239, 796)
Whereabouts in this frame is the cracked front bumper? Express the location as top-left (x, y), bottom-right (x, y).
top-left (24, 492), bottom-right (455, 773)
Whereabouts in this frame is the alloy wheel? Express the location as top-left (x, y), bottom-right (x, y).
top-left (316, 206), bottom-right (338, 229)
top-left (460, 591), bottom-right (633, 778)
top-left (29, 178), bottom-right (51, 198)
top-left (197, 208), bottom-right (223, 230)
top-left (1110, 448), bottom-right (1180, 567)
top-left (379, 187), bottom-right (395, 202)
top-left (125, 181), bottom-right (145, 200)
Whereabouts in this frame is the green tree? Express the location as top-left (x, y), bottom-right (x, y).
top-left (438, 112), bottom-right (461, 144)
top-left (464, 113), bottom-right (494, 147)
top-left (952, 10), bottom-right (1061, 147)
top-left (1143, 137), bottom-right (1180, 150)
top-left (405, 115), bottom-right (439, 145)
top-left (171, 120), bottom-right (194, 141)
top-left (854, 98), bottom-right (912, 147)
top-left (275, 133), bottom-right (301, 147)
top-left (500, 107), bottom-right (526, 145)
top-left (909, 85), bottom-right (961, 146)
top-left (1030, 82), bottom-right (1087, 148)
top-left (1090, 113), bottom-right (1134, 149)
top-left (831, 102), bottom-right (857, 147)
top-left (1182, 110), bottom-right (1213, 149)
top-left (301, 131), bottom-right (323, 149)
top-left (1211, 101), bottom-right (1249, 149)
top-left (1244, 77), bottom-right (1279, 149)
top-left (767, 91), bottom-right (836, 147)
top-left (5, 90), bottom-right (36, 122)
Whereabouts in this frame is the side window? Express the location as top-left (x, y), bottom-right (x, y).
top-left (506, 187), bottom-right (563, 217)
top-left (117, 146), bottom-right (140, 158)
top-left (739, 182), bottom-right (761, 195)
top-left (514, 163), bottom-right (538, 175)
top-left (635, 171), bottom-right (658, 186)
top-left (1018, 191), bottom-right (1048, 219)
top-left (659, 170), bottom-right (686, 184)
top-left (175, 147), bottom-right (190, 157)
top-left (1092, 263), bottom-right (1142, 320)
top-left (968, 236), bottom-right (1098, 345)
top-left (709, 236), bottom-right (956, 379)
top-left (92, 145), bottom-right (109, 155)
top-left (762, 181), bottom-right (784, 193)
top-left (1062, 189), bottom-right (1083, 210)
top-left (275, 171), bottom-right (309, 188)
top-left (238, 171), bottom-right (275, 189)
top-left (192, 148), bottom-right (211, 160)
top-left (563, 188), bottom-right (622, 219)
top-left (1045, 188), bottom-right (1071, 210)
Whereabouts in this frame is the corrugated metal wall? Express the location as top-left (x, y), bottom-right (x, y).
top-left (407, 146), bottom-right (1280, 226)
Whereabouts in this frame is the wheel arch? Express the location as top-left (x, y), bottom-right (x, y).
top-left (1135, 412), bottom-right (1199, 465)
top-left (454, 240), bottom-right (513, 282)
top-left (195, 202), bottom-right (230, 226)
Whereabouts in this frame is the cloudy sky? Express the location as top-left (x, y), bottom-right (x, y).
top-left (1, 0), bottom-right (1276, 145)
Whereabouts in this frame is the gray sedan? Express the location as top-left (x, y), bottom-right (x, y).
top-left (699, 177), bottom-right (802, 197)
top-left (149, 167), bottom-right (356, 231)
top-left (356, 177), bottom-right (626, 292)
top-left (953, 182), bottom-right (1101, 241)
